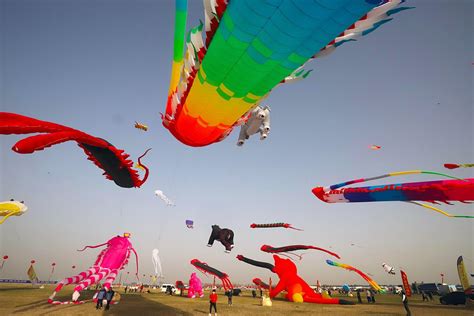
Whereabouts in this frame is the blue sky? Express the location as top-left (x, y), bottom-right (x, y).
top-left (1, 0), bottom-right (472, 286)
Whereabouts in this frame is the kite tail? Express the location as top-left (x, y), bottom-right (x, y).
top-left (136, 148), bottom-right (151, 186)
top-left (283, 223), bottom-right (303, 231)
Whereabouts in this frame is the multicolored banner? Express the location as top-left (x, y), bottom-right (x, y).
top-left (400, 270), bottom-right (411, 297)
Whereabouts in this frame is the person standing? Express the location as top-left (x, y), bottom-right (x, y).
top-left (227, 289), bottom-right (233, 306)
top-left (356, 289), bottom-right (362, 303)
top-left (371, 290), bottom-right (376, 303)
top-left (209, 289), bottom-right (218, 316)
top-left (105, 288), bottom-right (115, 311)
top-left (366, 289), bottom-right (372, 303)
top-left (96, 288), bottom-right (106, 310)
top-left (401, 290), bottom-right (411, 316)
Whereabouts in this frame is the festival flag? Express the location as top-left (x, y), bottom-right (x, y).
top-left (400, 270), bottom-right (411, 297)
top-left (457, 256), bottom-right (473, 295)
top-left (27, 262), bottom-right (39, 284)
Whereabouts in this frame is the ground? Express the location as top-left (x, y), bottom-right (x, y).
top-left (1, 284), bottom-right (473, 315)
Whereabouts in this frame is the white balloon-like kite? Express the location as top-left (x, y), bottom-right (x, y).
top-left (154, 190), bottom-right (175, 206)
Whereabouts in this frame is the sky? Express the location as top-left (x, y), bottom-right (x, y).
top-left (0, 0), bottom-right (472, 287)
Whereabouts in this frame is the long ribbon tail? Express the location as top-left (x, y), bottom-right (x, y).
top-left (406, 201), bottom-right (474, 218)
top-left (77, 242), bottom-right (108, 252)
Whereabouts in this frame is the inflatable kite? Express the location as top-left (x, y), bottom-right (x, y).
top-left (312, 170), bottom-right (474, 218)
top-left (188, 272), bottom-right (204, 298)
top-left (48, 233), bottom-right (139, 304)
top-left (253, 278), bottom-right (270, 290)
top-left (260, 244), bottom-right (340, 260)
top-left (370, 145), bottom-right (381, 150)
top-left (237, 105), bottom-right (271, 146)
top-left (326, 260), bottom-right (382, 292)
top-left (163, 0), bottom-right (409, 146)
top-left (154, 190), bottom-right (175, 206)
top-left (207, 225), bottom-right (234, 253)
top-left (152, 248), bottom-right (163, 279)
top-left (444, 163), bottom-right (474, 170)
top-left (0, 112), bottom-right (150, 188)
top-left (237, 254), bottom-right (352, 305)
top-left (190, 259), bottom-right (233, 290)
top-left (250, 223), bottom-right (302, 231)
top-left (134, 121), bottom-right (148, 131)
top-left (0, 200), bottom-right (28, 224)
top-left (382, 262), bottom-right (395, 275)
top-left (185, 219), bottom-right (194, 228)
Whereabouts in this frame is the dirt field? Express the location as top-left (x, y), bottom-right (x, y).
top-left (1, 284), bottom-right (473, 315)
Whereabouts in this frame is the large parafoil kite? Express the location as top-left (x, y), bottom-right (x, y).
top-left (237, 254), bottom-right (352, 305)
top-left (260, 244), bottom-right (340, 260)
top-left (207, 225), bottom-right (234, 253)
top-left (312, 170), bottom-right (474, 218)
top-left (190, 259), bottom-right (233, 290)
top-left (48, 233), bottom-right (139, 304)
top-left (0, 200), bottom-right (28, 224)
top-left (326, 260), bottom-right (382, 292)
top-left (163, 0), bottom-right (409, 146)
top-left (0, 112), bottom-right (150, 188)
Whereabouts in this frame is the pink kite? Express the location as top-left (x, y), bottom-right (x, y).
top-left (48, 233), bottom-right (138, 304)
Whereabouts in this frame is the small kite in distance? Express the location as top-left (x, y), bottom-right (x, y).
top-left (134, 122), bottom-right (148, 131)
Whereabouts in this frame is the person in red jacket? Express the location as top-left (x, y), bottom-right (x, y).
top-left (209, 288), bottom-right (218, 316)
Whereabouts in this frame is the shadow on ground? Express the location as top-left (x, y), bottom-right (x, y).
top-left (10, 293), bottom-right (192, 316)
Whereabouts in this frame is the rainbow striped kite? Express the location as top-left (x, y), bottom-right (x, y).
top-left (163, 0), bottom-right (411, 146)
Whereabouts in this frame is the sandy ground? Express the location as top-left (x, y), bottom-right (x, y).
top-left (1, 284), bottom-right (473, 315)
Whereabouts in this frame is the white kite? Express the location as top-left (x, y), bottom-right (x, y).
top-left (382, 263), bottom-right (395, 275)
top-left (152, 248), bottom-right (163, 280)
top-left (154, 190), bottom-right (175, 206)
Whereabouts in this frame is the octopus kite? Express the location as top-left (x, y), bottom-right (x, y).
top-left (163, 0), bottom-right (410, 146)
top-left (326, 260), bottom-right (382, 292)
top-left (0, 112), bottom-right (150, 188)
top-left (190, 259), bottom-right (233, 290)
top-left (49, 233), bottom-right (139, 304)
top-left (0, 200), bottom-right (28, 224)
top-left (237, 254), bottom-right (352, 305)
top-left (261, 244), bottom-right (340, 260)
top-left (312, 170), bottom-right (474, 218)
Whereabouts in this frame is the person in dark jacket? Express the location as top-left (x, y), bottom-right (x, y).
top-left (105, 288), bottom-right (115, 310)
top-left (401, 290), bottom-right (411, 316)
top-left (356, 289), bottom-right (362, 303)
top-left (96, 288), bottom-right (107, 309)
